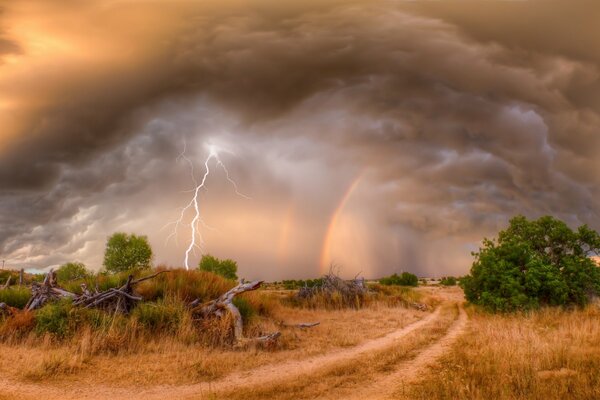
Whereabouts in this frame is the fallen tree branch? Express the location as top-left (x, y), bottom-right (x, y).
top-left (73, 272), bottom-right (163, 314)
top-left (2, 276), bottom-right (11, 289)
top-left (191, 280), bottom-right (280, 345)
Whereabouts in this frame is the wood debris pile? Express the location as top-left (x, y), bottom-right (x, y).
top-left (297, 270), bottom-right (368, 307)
top-left (25, 270), bottom-right (76, 311)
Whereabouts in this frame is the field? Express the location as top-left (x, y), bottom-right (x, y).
top-left (0, 277), bottom-right (598, 400)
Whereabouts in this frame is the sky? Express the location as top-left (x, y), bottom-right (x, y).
top-left (1, 0), bottom-right (599, 280)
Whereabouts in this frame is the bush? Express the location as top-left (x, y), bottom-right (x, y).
top-left (380, 272), bottom-right (419, 287)
top-left (0, 286), bottom-right (31, 308)
top-left (462, 215), bottom-right (600, 312)
top-left (103, 232), bottom-right (153, 273)
top-left (0, 310), bottom-right (35, 338)
top-left (198, 254), bottom-right (238, 281)
top-left (440, 276), bottom-right (457, 286)
top-left (133, 299), bottom-right (185, 334)
top-left (34, 300), bottom-right (74, 338)
top-left (56, 262), bottom-right (89, 283)
top-left (136, 268), bottom-right (235, 302)
top-left (232, 297), bottom-right (255, 324)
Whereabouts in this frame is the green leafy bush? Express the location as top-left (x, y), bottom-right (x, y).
top-left (462, 215), bottom-right (600, 312)
top-left (379, 272), bottom-right (419, 287)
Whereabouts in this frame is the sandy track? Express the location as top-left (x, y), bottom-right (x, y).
top-left (341, 304), bottom-right (469, 400)
top-left (0, 308), bottom-right (443, 400)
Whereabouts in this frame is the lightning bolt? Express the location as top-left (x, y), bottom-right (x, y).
top-left (164, 141), bottom-right (249, 270)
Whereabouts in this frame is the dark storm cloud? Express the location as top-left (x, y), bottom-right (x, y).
top-left (1, 0), bottom-right (599, 275)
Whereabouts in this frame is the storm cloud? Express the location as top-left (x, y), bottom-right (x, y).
top-left (1, 0), bottom-right (599, 279)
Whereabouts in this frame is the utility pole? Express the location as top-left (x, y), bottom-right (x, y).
top-left (1, 260), bottom-right (4, 269)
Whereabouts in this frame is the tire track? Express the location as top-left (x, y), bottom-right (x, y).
top-left (339, 304), bottom-right (468, 400)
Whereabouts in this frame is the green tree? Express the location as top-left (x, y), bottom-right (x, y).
top-left (103, 232), bottom-right (153, 273)
top-left (462, 215), bottom-right (600, 312)
top-left (56, 262), bottom-right (89, 282)
top-left (198, 254), bottom-right (238, 280)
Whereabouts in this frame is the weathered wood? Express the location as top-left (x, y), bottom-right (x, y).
top-left (19, 269), bottom-right (23, 286)
top-left (24, 270), bottom-right (76, 311)
top-left (191, 280), bottom-right (280, 345)
top-left (2, 276), bottom-right (10, 289)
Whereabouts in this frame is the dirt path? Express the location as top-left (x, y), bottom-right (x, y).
top-left (340, 304), bottom-right (469, 400)
top-left (0, 308), bottom-right (444, 400)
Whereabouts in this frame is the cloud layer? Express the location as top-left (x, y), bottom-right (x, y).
top-left (1, 0), bottom-right (599, 278)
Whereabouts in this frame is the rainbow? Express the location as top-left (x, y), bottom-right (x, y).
top-left (319, 172), bottom-right (364, 273)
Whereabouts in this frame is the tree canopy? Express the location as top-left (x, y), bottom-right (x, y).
top-left (103, 232), bottom-right (153, 273)
top-left (56, 262), bottom-right (89, 282)
top-left (198, 254), bottom-right (238, 280)
top-left (462, 215), bottom-right (600, 312)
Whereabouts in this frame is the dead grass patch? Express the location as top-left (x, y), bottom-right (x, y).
top-left (399, 305), bottom-right (600, 400)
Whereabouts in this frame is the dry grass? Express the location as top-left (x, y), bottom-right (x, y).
top-left (0, 293), bottom-right (428, 387)
top-left (400, 304), bottom-right (600, 400)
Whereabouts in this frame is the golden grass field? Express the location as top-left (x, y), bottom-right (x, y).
top-left (0, 284), bottom-right (598, 400)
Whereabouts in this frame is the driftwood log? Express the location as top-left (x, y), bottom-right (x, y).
top-left (25, 270), bottom-right (76, 311)
top-left (191, 280), bottom-right (280, 345)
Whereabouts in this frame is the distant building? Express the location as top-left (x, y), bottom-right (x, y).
top-left (591, 256), bottom-right (600, 266)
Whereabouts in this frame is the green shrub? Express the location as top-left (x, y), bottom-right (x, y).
top-left (34, 300), bottom-right (73, 338)
top-left (133, 299), bottom-right (185, 334)
top-left (232, 297), bottom-right (255, 324)
top-left (56, 262), bottom-right (89, 283)
top-left (0, 286), bottom-right (31, 308)
top-left (462, 215), bottom-right (600, 312)
top-left (440, 276), bottom-right (457, 286)
top-left (198, 254), bottom-right (238, 281)
top-left (379, 272), bottom-right (419, 287)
